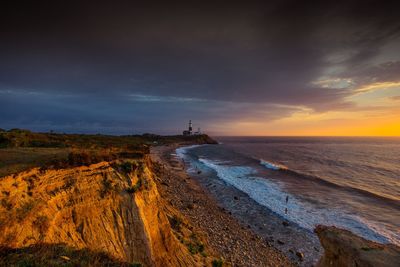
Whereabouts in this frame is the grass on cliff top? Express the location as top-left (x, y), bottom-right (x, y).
top-left (0, 243), bottom-right (142, 267)
top-left (0, 148), bottom-right (143, 177)
top-left (0, 128), bottom-right (216, 149)
top-left (0, 129), bottom-right (215, 177)
top-left (0, 148), bottom-right (70, 177)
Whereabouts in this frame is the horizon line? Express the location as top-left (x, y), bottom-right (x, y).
top-left (1, 128), bottom-right (399, 138)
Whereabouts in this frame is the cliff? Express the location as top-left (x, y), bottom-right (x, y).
top-left (0, 156), bottom-right (209, 266)
top-left (315, 225), bottom-right (400, 267)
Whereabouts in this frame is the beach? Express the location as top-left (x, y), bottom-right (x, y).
top-left (151, 144), bottom-right (310, 266)
top-left (154, 136), bottom-right (400, 267)
top-left (0, 130), bottom-right (399, 266)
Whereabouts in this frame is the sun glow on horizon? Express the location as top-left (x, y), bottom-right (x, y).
top-left (212, 118), bottom-right (400, 137)
top-left (209, 81), bottom-right (400, 136)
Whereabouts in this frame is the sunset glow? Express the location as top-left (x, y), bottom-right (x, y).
top-left (1, 2), bottom-right (400, 266)
top-left (0, 2), bottom-right (399, 136)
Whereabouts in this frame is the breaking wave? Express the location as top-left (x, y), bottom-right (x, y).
top-left (198, 157), bottom-right (399, 245)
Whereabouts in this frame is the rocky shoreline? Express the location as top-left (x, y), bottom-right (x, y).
top-left (183, 155), bottom-right (323, 266)
top-left (151, 144), bottom-right (295, 266)
top-left (151, 143), bottom-right (400, 267)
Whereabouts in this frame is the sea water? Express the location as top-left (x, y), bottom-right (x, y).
top-left (177, 137), bottom-right (400, 246)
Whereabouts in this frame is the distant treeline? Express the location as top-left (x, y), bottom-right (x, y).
top-left (0, 129), bottom-right (216, 150)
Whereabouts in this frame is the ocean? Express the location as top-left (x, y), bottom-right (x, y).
top-left (177, 137), bottom-right (400, 246)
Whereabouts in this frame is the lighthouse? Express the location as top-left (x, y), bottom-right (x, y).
top-left (182, 120), bottom-right (193, 136)
top-left (188, 120), bottom-right (193, 133)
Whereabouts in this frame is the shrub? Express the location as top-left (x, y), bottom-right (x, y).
top-left (187, 242), bottom-right (204, 254)
top-left (100, 176), bottom-right (113, 198)
top-left (0, 243), bottom-right (143, 266)
top-left (0, 134), bottom-right (9, 148)
top-left (68, 152), bottom-right (91, 166)
top-left (62, 177), bottom-right (77, 190)
top-left (168, 215), bottom-right (182, 231)
top-left (212, 258), bottom-right (224, 267)
top-left (123, 162), bottom-right (138, 173)
top-left (126, 179), bottom-right (142, 194)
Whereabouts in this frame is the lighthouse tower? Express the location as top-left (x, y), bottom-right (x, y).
top-left (188, 120), bottom-right (193, 134)
top-left (183, 120), bottom-right (193, 135)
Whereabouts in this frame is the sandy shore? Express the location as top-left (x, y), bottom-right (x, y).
top-left (151, 144), bottom-right (298, 266)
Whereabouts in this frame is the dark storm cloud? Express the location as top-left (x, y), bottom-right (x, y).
top-left (340, 61), bottom-right (400, 87)
top-left (0, 89), bottom-right (300, 134)
top-left (1, 0), bottom-right (399, 133)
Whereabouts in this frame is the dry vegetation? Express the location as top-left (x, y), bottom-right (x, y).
top-left (0, 128), bottom-right (216, 150)
top-left (0, 148), bottom-right (69, 177)
top-left (0, 128), bottom-right (215, 177)
top-left (0, 129), bottom-right (217, 266)
top-left (0, 244), bottom-right (141, 267)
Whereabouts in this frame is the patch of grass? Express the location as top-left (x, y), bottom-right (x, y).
top-left (212, 258), bottom-right (224, 267)
top-left (120, 161), bottom-right (137, 173)
top-left (168, 215), bottom-right (182, 231)
top-left (62, 177), bottom-right (77, 190)
top-left (14, 258), bottom-right (34, 267)
top-left (126, 179), bottom-right (142, 194)
top-left (0, 129), bottom-right (215, 150)
top-left (0, 147), bottom-right (69, 177)
top-left (184, 232), bottom-right (205, 255)
top-left (186, 241), bottom-right (205, 255)
top-left (100, 175), bottom-right (114, 198)
top-left (68, 151), bottom-right (91, 166)
top-left (0, 243), bottom-right (139, 266)
top-left (0, 130), bottom-right (215, 177)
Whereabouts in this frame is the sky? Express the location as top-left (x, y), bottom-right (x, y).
top-left (1, 0), bottom-right (399, 136)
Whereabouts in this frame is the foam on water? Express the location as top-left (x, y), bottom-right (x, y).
top-left (260, 159), bottom-right (287, 170)
top-left (197, 158), bottom-right (397, 245)
top-left (176, 145), bottom-right (200, 158)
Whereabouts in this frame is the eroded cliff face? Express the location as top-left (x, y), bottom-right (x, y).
top-left (315, 225), bottom-right (400, 267)
top-left (0, 157), bottom-right (203, 266)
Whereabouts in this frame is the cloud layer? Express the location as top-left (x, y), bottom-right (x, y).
top-left (1, 0), bottom-right (399, 134)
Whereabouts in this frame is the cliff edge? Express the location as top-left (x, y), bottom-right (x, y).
top-left (315, 225), bottom-right (400, 267)
top-left (0, 156), bottom-right (209, 266)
